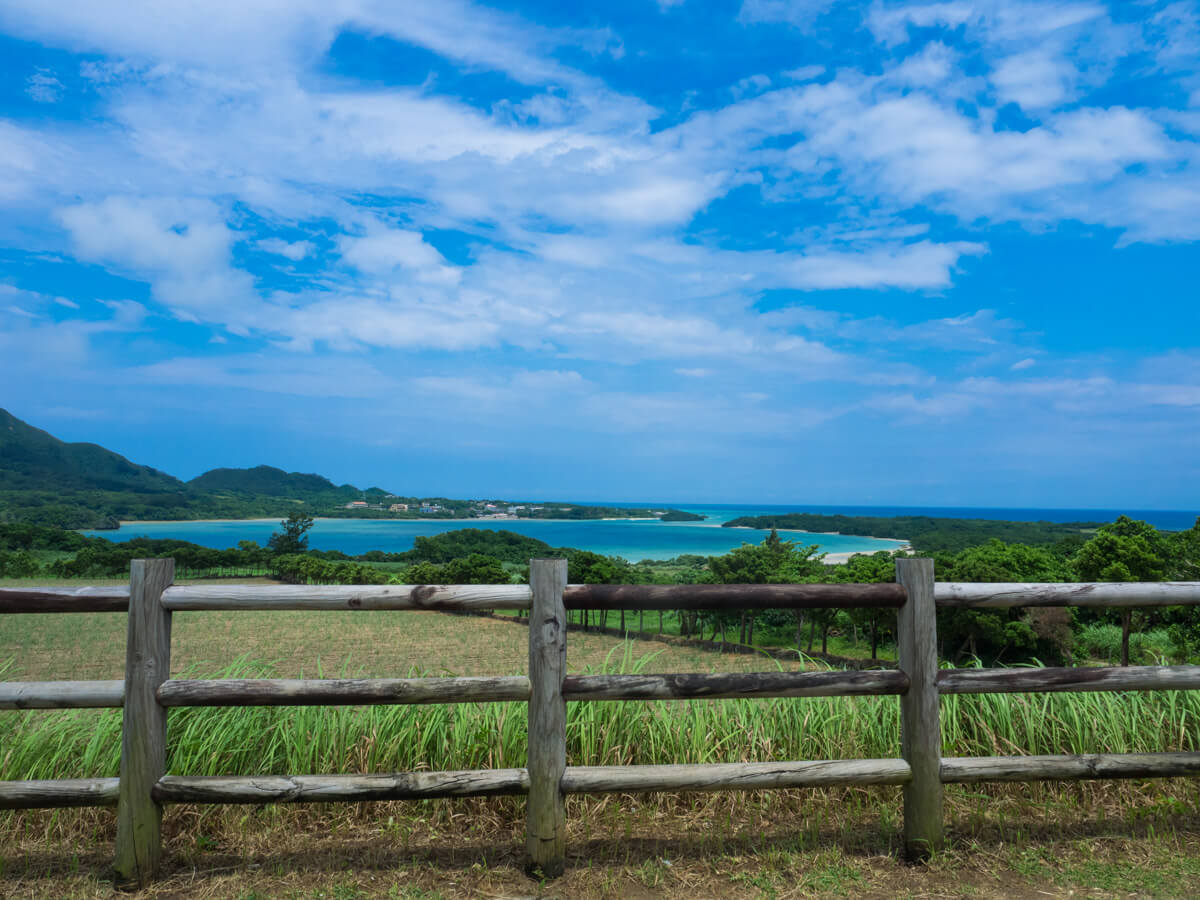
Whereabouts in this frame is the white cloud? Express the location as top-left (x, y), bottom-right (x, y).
top-left (732, 74), bottom-right (771, 99)
top-left (738, 0), bottom-right (836, 28)
top-left (779, 240), bottom-right (986, 291)
top-left (257, 237), bottom-right (314, 260)
top-left (337, 225), bottom-right (451, 276)
top-left (133, 353), bottom-right (399, 398)
top-left (26, 69), bottom-right (64, 103)
top-left (782, 65), bottom-right (824, 82)
top-left (1, 0), bottom-right (1198, 468)
top-left (991, 50), bottom-right (1079, 110)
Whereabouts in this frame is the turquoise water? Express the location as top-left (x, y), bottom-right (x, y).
top-left (86, 502), bottom-right (1196, 562)
top-left (87, 507), bottom-right (906, 561)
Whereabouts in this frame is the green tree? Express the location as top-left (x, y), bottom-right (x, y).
top-left (267, 512), bottom-right (315, 555)
top-left (442, 554), bottom-right (510, 585)
top-left (1171, 517), bottom-right (1200, 580)
top-left (829, 551), bottom-right (898, 660)
top-left (709, 530), bottom-right (826, 653)
top-left (1074, 516), bottom-right (1173, 665)
top-left (934, 540), bottom-right (1072, 664)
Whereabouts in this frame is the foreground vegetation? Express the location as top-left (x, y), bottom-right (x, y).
top-left (4, 590), bottom-right (1200, 895)
top-left (3, 653), bottom-right (1199, 786)
top-left (7, 783), bottom-right (1200, 898)
top-left (5, 507), bottom-right (1200, 669)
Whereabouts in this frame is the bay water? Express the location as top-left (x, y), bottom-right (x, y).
top-left (84, 503), bottom-right (1196, 562)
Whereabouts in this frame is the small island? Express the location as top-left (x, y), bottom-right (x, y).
top-left (658, 510), bottom-right (705, 522)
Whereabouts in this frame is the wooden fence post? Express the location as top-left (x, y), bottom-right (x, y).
top-left (896, 557), bottom-right (943, 860)
top-left (114, 558), bottom-right (174, 887)
top-left (526, 558), bottom-right (568, 877)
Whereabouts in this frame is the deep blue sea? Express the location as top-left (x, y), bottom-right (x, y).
top-left (84, 503), bottom-right (1197, 562)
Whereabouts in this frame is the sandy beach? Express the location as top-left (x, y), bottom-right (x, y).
top-left (824, 545), bottom-right (912, 564)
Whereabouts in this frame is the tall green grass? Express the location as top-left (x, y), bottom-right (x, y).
top-left (2, 647), bottom-right (1198, 783)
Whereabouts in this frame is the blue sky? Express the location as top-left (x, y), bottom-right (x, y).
top-left (1, 0), bottom-right (1198, 509)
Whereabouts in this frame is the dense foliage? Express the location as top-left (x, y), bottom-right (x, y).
top-left (6, 509), bottom-right (1200, 668)
top-left (407, 529), bottom-right (555, 564)
top-left (723, 512), bottom-right (1103, 553)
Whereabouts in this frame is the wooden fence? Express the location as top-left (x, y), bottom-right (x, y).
top-left (3, 559), bottom-right (1200, 886)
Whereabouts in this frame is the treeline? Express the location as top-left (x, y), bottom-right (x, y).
top-left (6, 515), bottom-right (1200, 669)
top-left (723, 513), bottom-right (1104, 553)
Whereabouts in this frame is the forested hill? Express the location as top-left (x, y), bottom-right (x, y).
top-left (190, 466), bottom-right (360, 499)
top-left (0, 408), bottom-right (184, 494)
top-left (723, 513), bottom-right (1106, 553)
top-left (0, 410), bottom-right (697, 529)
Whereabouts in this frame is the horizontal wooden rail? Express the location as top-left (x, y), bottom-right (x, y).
top-left (563, 582), bottom-right (906, 609)
top-left (153, 760), bottom-right (913, 805)
top-left (0, 778), bottom-right (121, 809)
top-left (6, 581), bottom-right (1199, 616)
top-left (0, 586), bottom-right (130, 614)
top-left (938, 665), bottom-right (1200, 695)
top-left (940, 752), bottom-right (1200, 783)
top-left (155, 671), bottom-right (910, 708)
top-left (0, 680), bottom-right (124, 709)
top-left (563, 670), bottom-right (909, 700)
top-left (560, 759), bottom-right (912, 793)
top-left (154, 770), bottom-right (530, 804)
top-left (935, 582), bottom-right (1200, 609)
top-left (161, 583), bottom-right (532, 611)
top-left (158, 676), bottom-right (530, 707)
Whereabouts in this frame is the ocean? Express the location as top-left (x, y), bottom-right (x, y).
top-left (83, 503), bottom-right (1197, 562)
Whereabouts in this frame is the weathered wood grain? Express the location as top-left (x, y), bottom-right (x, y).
top-left (160, 583), bottom-right (532, 611)
top-left (560, 760), bottom-right (912, 793)
top-left (0, 777), bottom-right (121, 809)
top-left (526, 558), bottom-right (568, 878)
top-left (0, 680), bottom-right (123, 709)
top-left (940, 753), bottom-right (1200, 783)
top-left (938, 664), bottom-right (1200, 695)
top-left (0, 586), bottom-right (129, 613)
top-left (154, 770), bottom-right (530, 804)
top-left (935, 582), bottom-right (1200, 609)
top-left (114, 559), bottom-right (173, 889)
top-left (564, 582), bottom-right (906, 610)
top-left (896, 558), bottom-right (943, 860)
top-left (563, 670), bottom-right (909, 701)
top-left (158, 676), bottom-right (531, 707)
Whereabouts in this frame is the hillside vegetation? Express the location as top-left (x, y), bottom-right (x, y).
top-left (0, 409), bottom-right (692, 528)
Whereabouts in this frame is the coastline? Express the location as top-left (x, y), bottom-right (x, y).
top-left (111, 515), bottom-right (665, 527)
top-left (824, 545), bottom-right (912, 564)
top-left (96, 513), bottom-right (907, 564)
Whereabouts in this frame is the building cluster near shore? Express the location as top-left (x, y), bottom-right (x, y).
top-left (343, 496), bottom-right (563, 518)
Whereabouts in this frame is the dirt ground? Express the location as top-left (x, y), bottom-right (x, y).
top-left (4, 788), bottom-right (1200, 899)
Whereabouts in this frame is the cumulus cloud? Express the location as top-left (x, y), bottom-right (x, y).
top-left (0, 0), bottom-right (1198, 485)
top-left (257, 237), bottom-right (314, 260)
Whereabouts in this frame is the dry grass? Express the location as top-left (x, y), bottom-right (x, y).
top-left (1, 594), bottom-right (811, 683)
top-left (3, 786), bottom-right (1200, 898)
top-left (5, 577), bottom-right (1200, 897)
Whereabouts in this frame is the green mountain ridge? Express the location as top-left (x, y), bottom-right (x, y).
top-left (0, 408), bottom-right (393, 528)
top-left (0, 409), bottom-right (689, 528)
top-left (189, 465), bottom-right (357, 498)
top-left (0, 409), bottom-right (185, 494)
